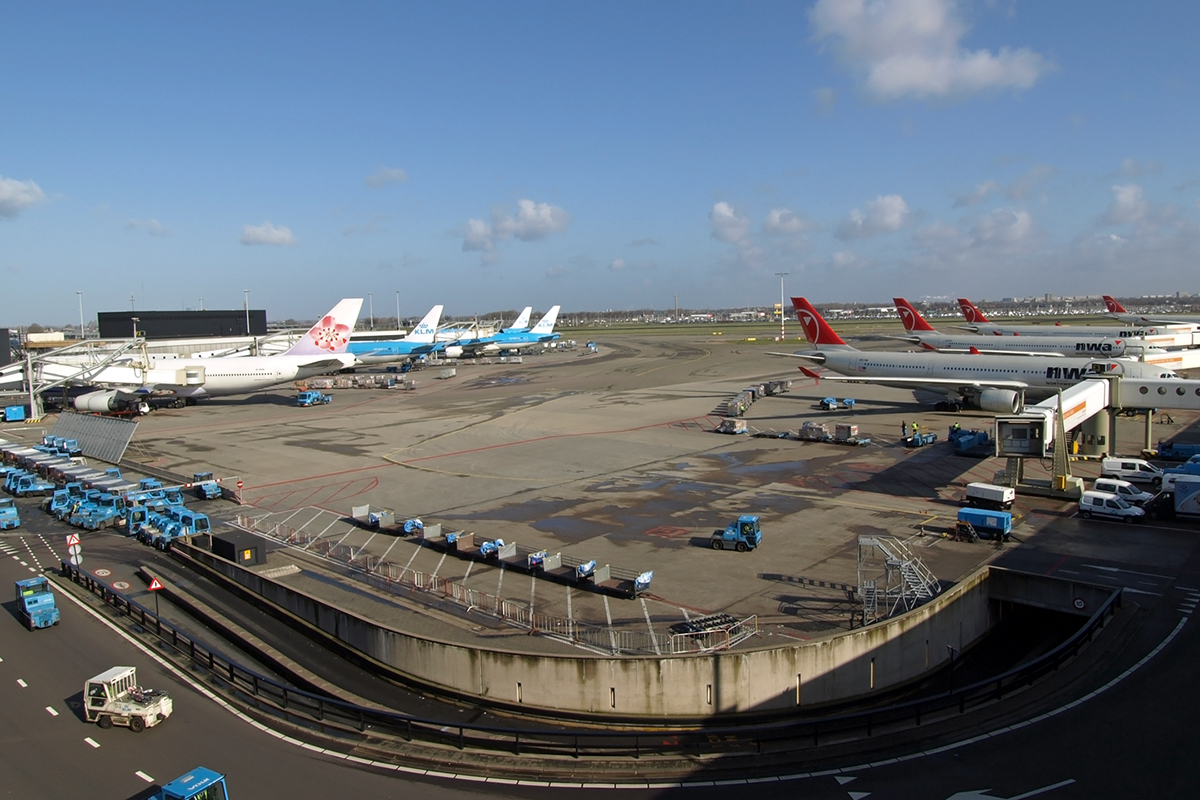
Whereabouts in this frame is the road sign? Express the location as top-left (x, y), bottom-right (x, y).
top-left (112, 581), bottom-right (131, 591)
top-left (148, 577), bottom-right (164, 591)
top-left (65, 533), bottom-right (81, 547)
top-left (68, 544), bottom-right (81, 559)
top-left (237, 480), bottom-right (244, 490)
top-left (93, 568), bottom-right (112, 577)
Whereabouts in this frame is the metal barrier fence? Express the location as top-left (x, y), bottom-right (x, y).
top-left (236, 514), bottom-right (757, 656)
top-left (58, 561), bottom-right (1124, 763)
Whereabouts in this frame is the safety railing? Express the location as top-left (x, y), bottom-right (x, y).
top-left (58, 560), bottom-right (1123, 762)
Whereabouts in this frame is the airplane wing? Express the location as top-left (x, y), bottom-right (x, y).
top-left (296, 356), bottom-right (356, 371)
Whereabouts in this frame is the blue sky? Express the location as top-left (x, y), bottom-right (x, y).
top-left (4, 1), bottom-right (1199, 326)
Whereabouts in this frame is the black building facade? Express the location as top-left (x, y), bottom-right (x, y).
top-left (98, 310), bottom-right (268, 340)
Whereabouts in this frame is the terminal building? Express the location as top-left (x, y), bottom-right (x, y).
top-left (98, 310), bottom-right (268, 340)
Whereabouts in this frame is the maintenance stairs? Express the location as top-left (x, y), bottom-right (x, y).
top-left (856, 535), bottom-right (941, 625)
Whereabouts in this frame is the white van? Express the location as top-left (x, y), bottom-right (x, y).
top-left (1092, 478), bottom-right (1155, 506)
top-left (1079, 490), bottom-right (1146, 523)
top-left (1100, 458), bottom-right (1163, 487)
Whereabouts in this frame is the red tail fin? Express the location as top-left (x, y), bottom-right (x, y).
top-left (798, 366), bottom-right (822, 383)
top-left (791, 297), bottom-right (850, 347)
top-left (969, 346), bottom-right (982, 355)
top-left (893, 298), bottom-right (937, 332)
top-left (957, 298), bottom-right (991, 324)
top-left (1103, 295), bottom-right (1128, 314)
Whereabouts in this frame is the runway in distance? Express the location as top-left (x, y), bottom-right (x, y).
top-left (54, 298), bottom-right (364, 412)
top-left (442, 305), bottom-right (561, 358)
top-left (771, 297), bottom-right (1179, 413)
top-left (346, 305), bottom-right (443, 365)
top-left (890, 298), bottom-right (1150, 359)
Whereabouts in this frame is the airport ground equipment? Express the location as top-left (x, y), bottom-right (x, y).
top-left (155, 766), bottom-right (229, 800)
top-left (351, 504), bottom-right (394, 530)
top-left (903, 431), bottom-right (938, 448)
top-left (964, 482), bottom-right (1015, 511)
top-left (0, 497), bottom-right (19, 530)
top-left (819, 397), bottom-right (855, 410)
top-left (296, 390), bottom-right (332, 406)
top-left (402, 517), bottom-right (423, 534)
top-left (190, 472), bottom-right (222, 500)
top-left (83, 666), bottom-right (172, 732)
top-left (857, 535), bottom-right (941, 625)
top-left (1165, 477), bottom-right (1200, 520)
top-left (15, 576), bottom-right (60, 629)
top-left (1103, 457), bottom-right (1166, 487)
top-left (714, 418), bottom-right (748, 434)
top-left (1152, 440), bottom-right (1200, 461)
top-left (833, 423), bottom-right (870, 446)
top-left (1092, 478), bottom-right (1154, 505)
top-left (953, 519), bottom-right (980, 542)
top-left (949, 427), bottom-right (992, 456)
top-left (710, 515), bottom-right (761, 552)
top-left (9, 471), bottom-right (56, 497)
top-left (956, 508), bottom-right (1012, 540)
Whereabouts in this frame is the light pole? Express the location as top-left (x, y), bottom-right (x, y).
top-left (775, 272), bottom-right (789, 340)
top-left (76, 291), bottom-right (85, 340)
top-left (673, 294), bottom-right (679, 323)
top-left (199, 297), bottom-right (204, 311)
top-left (395, 291), bottom-right (401, 329)
top-left (243, 289), bottom-right (250, 335)
top-left (131, 317), bottom-right (139, 340)
top-left (369, 292), bottom-right (374, 330)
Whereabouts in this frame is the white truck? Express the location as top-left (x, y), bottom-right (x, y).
top-left (965, 482), bottom-right (1016, 511)
top-left (84, 666), bottom-right (173, 732)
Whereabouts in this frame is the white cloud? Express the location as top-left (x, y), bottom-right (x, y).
top-left (971, 208), bottom-right (1035, 246)
top-left (1006, 164), bottom-right (1055, 201)
top-left (763, 208), bottom-right (819, 235)
top-left (1103, 184), bottom-right (1150, 226)
top-left (952, 180), bottom-right (999, 208)
top-left (239, 221), bottom-right (297, 246)
top-left (0, 175), bottom-right (46, 218)
top-left (809, 0), bottom-right (1053, 100)
top-left (461, 199), bottom-right (571, 264)
top-left (610, 257), bottom-right (627, 271)
top-left (836, 194), bottom-right (910, 240)
top-left (364, 166), bottom-right (408, 188)
top-left (125, 218), bottom-right (168, 236)
top-left (1118, 158), bottom-right (1162, 178)
top-left (831, 251), bottom-right (861, 269)
top-left (709, 202), bottom-right (751, 243)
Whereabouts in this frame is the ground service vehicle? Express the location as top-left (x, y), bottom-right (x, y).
top-left (965, 482), bottom-right (1015, 511)
top-left (15, 576), bottom-right (59, 629)
top-left (711, 515), bottom-right (762, 552)
top-left (1172, 477), bottom-right (1200, 519)
top-left (1079, 490), bottom-right (1146, 522)
top-left (11, 472), bottom-right (56, 497)
top-left (352, 504), bottom-right (394, 529)
top-left (956, 508), bottom-right (1012, 540)
top-left (904, 431), bottom-right (938, 447)
top-left (1154, 441), bottom-right (1200, 461)
top-left (1101, 458), bottom-right (1164, 487)
top-left (191, 472), bottom-right (222, 500)
top-left (1093, 478), bottom-right (1155, 506)
top-left (0, 497), bottom-right (19, 530)
top-left (297, 390), bottom-right (332, 406)
top-left (156, 766), bottom-right (229, 800)
top-left (84, 666), bottom-right (173, 732)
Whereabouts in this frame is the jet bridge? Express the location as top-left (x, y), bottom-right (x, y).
top-left (992, 375), bottom-right (1200, 498)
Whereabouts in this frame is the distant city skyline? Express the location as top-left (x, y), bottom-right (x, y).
top-left (4, 2), bottom-right (1199, 326)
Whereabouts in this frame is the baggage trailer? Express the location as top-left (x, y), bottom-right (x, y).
top-left (15, 576), bottom-right (59, 629)
top-left (351, 504), bottom-right (395, 530)
top-left (83, 666), bottom-right (173, 732)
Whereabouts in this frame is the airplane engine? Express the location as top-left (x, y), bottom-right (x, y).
top-left (443, 346), bottom-right (464, 358)
top-left (73, 390), bottom-right (150, 414)
top-left (978, 389), bottom-right (1022, 414)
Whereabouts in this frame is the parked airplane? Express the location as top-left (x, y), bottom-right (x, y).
top-left (50, 299), bottom-right (365, 411)
top-left (955, 298), bottom-right (1191, 343)
top-left (1102, 296), bottom-right (1200, 328)
top-left (771, 298), bottom-right (1178, 412)
top-left (891, 298), bottom-right (1158, 359)
top-left (346, 305), bottom-right (444, 365)
top-left (442, 305), bottom-right (561, 357)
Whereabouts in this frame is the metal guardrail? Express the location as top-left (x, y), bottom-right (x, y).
top-left (238, 513), bottom-right (758, 656)
top-left (59, 560), bottom-right (1123, 762)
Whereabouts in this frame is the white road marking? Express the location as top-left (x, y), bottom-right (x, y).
top-left (17, 679), bottom-right (27, 688)
top-left (84, 737), bottom-right (100, 748)
top-left (1082, 564), bottom-right (1173, 580)
top-left (136, 771), bottom-right (154, 783)
top-left (495, 563), bottom-right (505, 596)
top-left (45, 706), bottom-right (58, 716)
top-left (640, 598), bottom-right (661, 655)
top-left (399, 544), bottom-right (421, 579)
top-left (431, 552), bottom-right (447, 581)
top-left (603, 595), bottom-right (617, 653)
top-left (566, 586), bottom-right (573, 622)
top-left (18, 561), bottom-right (27, 567)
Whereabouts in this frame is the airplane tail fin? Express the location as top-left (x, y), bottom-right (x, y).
top-left (791, 297), bottom-right (854, 349)
top-left (957, 298), bottom-right (991, 325)
top-left (406, 305), bottom-right (444, 344)
top-left (530, 305), bottom-right (561, 335)
top-left (508, 306), bottom-right (533, 331)
top-left (285, 299), bottom-right (364, 356)
top-left (893, 298), bottom-right (937, 332)
top-left (1103, 295), bottom-right (1128, 314)
top-left (798, 366), bottom-right (822, 383)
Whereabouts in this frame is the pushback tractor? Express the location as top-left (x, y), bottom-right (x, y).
top-left (84, 666), bottom-right (173, 732)
top-left (710, 515), bottom-right (762, 552)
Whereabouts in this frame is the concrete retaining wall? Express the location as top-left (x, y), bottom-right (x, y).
top-left (181, 542), bottom-right (1008, 719)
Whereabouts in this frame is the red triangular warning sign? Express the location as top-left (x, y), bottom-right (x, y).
top-left (65, 533), bottom-right (81, 547)
top-left (148, 578), bottom-right (164, 591)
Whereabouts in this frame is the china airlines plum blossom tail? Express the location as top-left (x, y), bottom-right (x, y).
top-left (285, 299), bottom-right (364, 356)
top-left (892, 298), bottom-right (938, 332)
top-left (790, 297), bottom-right (856, 350)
